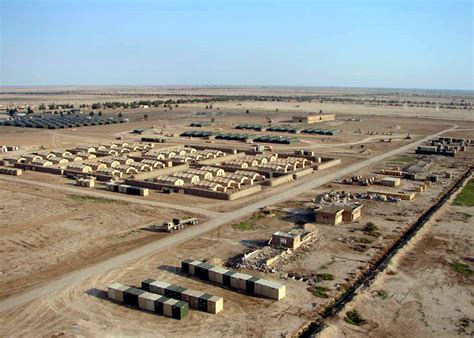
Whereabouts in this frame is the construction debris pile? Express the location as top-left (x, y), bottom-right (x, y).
top-left (229, 230), bottom-right (320, 272)
top-left (333, 174), bottom-right (380, 186)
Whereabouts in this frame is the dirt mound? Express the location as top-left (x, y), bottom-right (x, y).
top-left (206, 257), bottom-right (223, 266)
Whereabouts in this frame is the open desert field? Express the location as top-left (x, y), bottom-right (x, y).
top-left (0, 86), bottom-right (473, 337)
top-left (319, 178), bottom-right (473, 337)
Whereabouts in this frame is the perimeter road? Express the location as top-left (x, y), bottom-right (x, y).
top-left (0, 126), bottom-right (456, 312)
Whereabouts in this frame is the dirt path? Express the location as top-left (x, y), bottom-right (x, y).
top-left (0, 126), bottom-right (457, 312)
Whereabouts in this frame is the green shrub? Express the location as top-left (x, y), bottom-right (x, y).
top-left (365, 222), bottom-right (378, 232)
top-left (345, 310), bottom-right (367, 326)
top-left (232, 221), bottom-right (254, 231)
top-left (451, 262), bottom-right (474, 277)
top-left (317, 273), bottom-right (335, 281)
top-left (311, 286), bottom-right (330, 298)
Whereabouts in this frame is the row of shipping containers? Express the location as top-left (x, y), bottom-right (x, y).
top-left (142, 279), bottom-right (224, 314)
top-left (108, 283), bottom-right (189, 320)
top-left (105, 182), bottom-right (149, 196)
top-left (301, 128), bottom-right (338, 135)
top-left (0, 167), bottom-right (22, 176)
top-left (181, 259), bottom-right (286, 300)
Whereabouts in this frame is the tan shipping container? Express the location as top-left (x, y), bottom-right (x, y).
top-left (149, 280), bottom-right (172, 296)
top-left (207, 296), bottom-right (224, 314)
top-left (237, 274), bottom-right (253, 291)
top-left (163, 299), bottom-right (177, 317)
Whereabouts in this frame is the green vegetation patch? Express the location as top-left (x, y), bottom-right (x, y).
top-left (388, 155), bottom-right (415, 165)
top-left (453, 180), bottom-right (474, 207)
top-left (345, 310), bottom-right (367, 326)
top-left (374, 289), bottom-right (388, 299)
top-left (451, 262), bottom-right (474, 277)
top-left (311, 286), bottom-right (330, 298)
top-left (232, 221), bottom-right (254, 231)
top-left (316, 273), bottom-right (335, 281)
top-left (68, 194), bottom-right (119, 204)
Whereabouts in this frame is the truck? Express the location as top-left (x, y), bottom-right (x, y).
top-left (155, 217), bottom-right (200, 232)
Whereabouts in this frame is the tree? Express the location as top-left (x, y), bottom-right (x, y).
top-left (27, 107), bottom-right (34, 114)
top-left (118, 112), bottom-right (123, 118)
top-left (246, 109), bottom-right (250, 114)
top-left (319, 109), bottom-right (323, 114)
top-left (98, 111), bottom-right (102, 117)
top-left (144, 114), bottom-right (148, 120)
top-left (38, 103), bottom-right (46, 110)
top-left (89, 111), bottom-right (95, 117)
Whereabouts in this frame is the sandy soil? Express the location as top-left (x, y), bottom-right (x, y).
top-left (0, 148), bottom-right (471, 337)
top-left (0, 180), bottom-right (196, 299)
top-left (320, 179), bottom-right (473, 337)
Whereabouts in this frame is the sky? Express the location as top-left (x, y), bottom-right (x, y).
top-left (0, 0), bottom-right (473, 90)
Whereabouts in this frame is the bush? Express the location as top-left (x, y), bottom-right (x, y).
top-left (232, 221), bottom-right (254, 231)
top-left (365, 222), bottom-right (378, 233)
top-left (311, 286), bottom-right (330, 298)
top-left (344, 310), bottom-right (367, 326)
top-left (451, 262), bottom-right (474, 277)
top-left (316, 273), bottom-right (335, 281)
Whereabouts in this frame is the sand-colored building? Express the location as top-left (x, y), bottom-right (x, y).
top-left (292, 113), bottom-right (336, 124)
top-left (269, 231), bottom-right (302, 250)
top-left (153, 176), bottom-right (185, 186)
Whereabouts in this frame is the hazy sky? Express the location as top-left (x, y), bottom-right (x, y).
top-left (1, 0), bottom-right (473, 89)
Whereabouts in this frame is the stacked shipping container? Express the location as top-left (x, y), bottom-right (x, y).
top-left (108, 283), bottom-right (188, 320)
top-left (141, 279), bottom-right (224, 314)
top-left (105, 182), bottom-right (149, 196)
top-left (181, 259), bottom-right (286, 300)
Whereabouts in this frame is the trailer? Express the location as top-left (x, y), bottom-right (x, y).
top-left (154, 217), bottom-right (200, 232)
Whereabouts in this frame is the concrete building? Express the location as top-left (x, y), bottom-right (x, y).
top-left (314, 207), bottom-right (344, 225)
top-left (269, 231), bottom-right (302, 249)
top-left (292, 113), bottom-right (336, 124)
top-left (380, 177), bottom-right (401, 187)
top-left (342, 204), bottom-right (363, 222)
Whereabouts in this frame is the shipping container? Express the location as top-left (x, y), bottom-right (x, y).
top-left (142, 278), bottom-right (223, 314)
top-left (123, 287), bottom-right (145, 307)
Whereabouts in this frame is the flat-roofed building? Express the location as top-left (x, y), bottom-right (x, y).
top-left (292, 113), bottom-right (336, 124)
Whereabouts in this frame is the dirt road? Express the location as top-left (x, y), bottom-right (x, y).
top-left (0, 126), bottom-right (456, 312)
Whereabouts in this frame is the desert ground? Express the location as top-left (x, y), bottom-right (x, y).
top-left (319, 179), bottom-right (473, 337)
top-left (0, 86), bottom-right (472, 337)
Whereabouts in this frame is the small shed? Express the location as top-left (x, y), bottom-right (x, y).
top-left (314, 207), bottom-right (344, 225)
top-left (380, 177), bottom-right (401, 187)
top-left (269, 231), bottom-right (302, 250)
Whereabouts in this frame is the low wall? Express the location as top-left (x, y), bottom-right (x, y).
top-left (132, 163), bottom-right (189, 180)
top-left (227, 185), bottom-right (261, 200)
top-left (293, 167), bottom-right (314, 179)
top-left (263, 174), bottom-right (294, 187)
top-left (15, 163), bottom-right (65, 175)
top-left (314, 158), bottom-right (341, 171)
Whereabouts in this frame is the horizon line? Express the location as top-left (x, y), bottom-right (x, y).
top-left (0, 84), bottom-right (473, 93)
